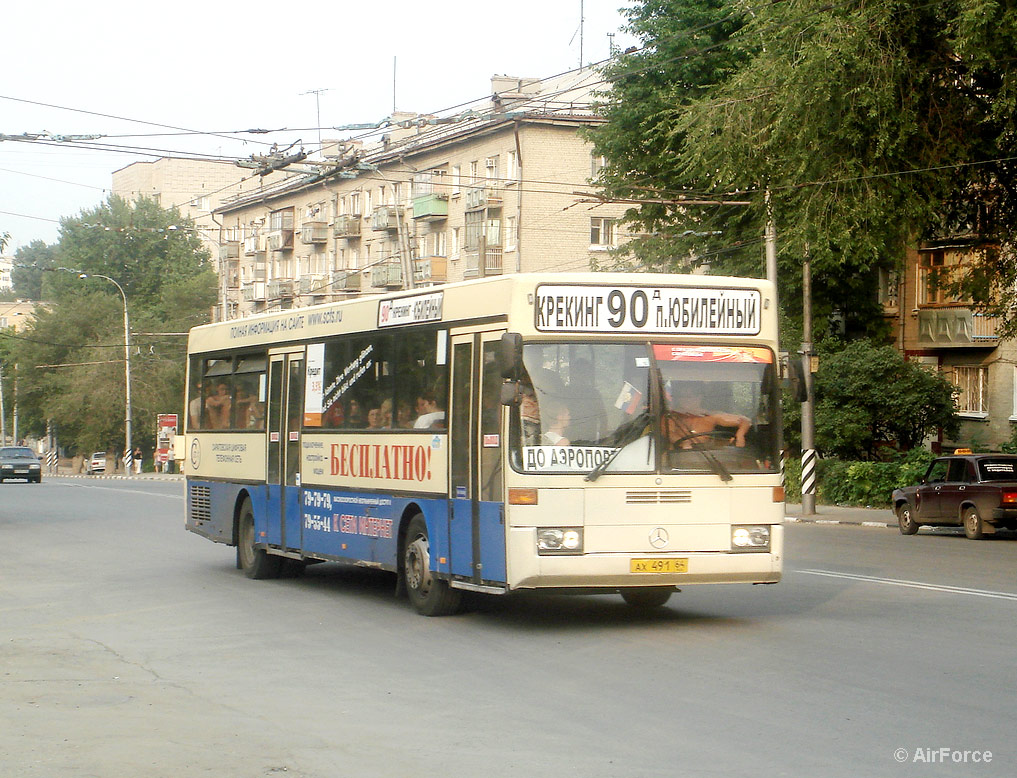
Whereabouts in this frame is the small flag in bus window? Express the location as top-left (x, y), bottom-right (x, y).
top-left (614, 381), bottom-right (643, 414)
top-left (483, 434), bottom-right (499, 447)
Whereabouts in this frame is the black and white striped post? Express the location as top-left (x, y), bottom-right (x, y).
top-left (801, 255), bottom-right (817, 516)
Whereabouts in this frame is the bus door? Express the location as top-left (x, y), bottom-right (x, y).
top-left (448, 331), bottom-right (507, 587)
top-left (266, 349), bottom-right (304, 551)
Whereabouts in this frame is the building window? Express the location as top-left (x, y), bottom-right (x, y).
top-left (451, 165), bottom-right (461, 196)
top-left (505, 216), bottom-right (517, 251)
top-left (506, 150), bottom-right (518, 182)
top-left (954, 365), bottom-right (988, 416)
top-left (917, 249), bottom-right (970, 307)
top-left (590, 217), bottom-right (616, 248)
top-left (434, 231), bottom-right (447, 257)
top-left (485, 156), bottom-right (499, 183)
top-left (591, 154), bottom-right (607, 179)
top-left (451, 227), bottom-right (461, 258)
top-left (470, 160), bottom-right (479, 184)
top-left (878, 268), bottom-right (899, 309)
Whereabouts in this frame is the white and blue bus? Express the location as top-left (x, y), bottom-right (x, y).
top-left (185, 273), bottom-right (784, 615)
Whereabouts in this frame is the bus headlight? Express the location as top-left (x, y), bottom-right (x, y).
top-left (537, 528), bottom-right (583, 555)
top-left (731, 525), bottom-right (770, 552)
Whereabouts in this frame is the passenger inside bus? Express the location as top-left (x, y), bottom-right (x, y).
top-left (413, 389), bottom-right (446, 429)
top-left (205, 382), bottom-right (232, 429)
top-left (664, 382), bottom-right (750, 450)
top-left (540, 399), bottom-right (571, 446)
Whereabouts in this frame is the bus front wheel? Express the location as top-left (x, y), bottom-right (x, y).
top-left (237, 499), bottom-right (283, 579)
top-left (403, 515), bottom-right (462, 616)
top-left (621, 587), bottom-right (673, 608)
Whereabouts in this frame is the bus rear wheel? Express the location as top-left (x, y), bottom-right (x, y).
top-left (621, 587), bottom-right (673, 608)
top-left (237, 499), bottom-right (282, 579)
top-left (403, 515), bottom-right (462, 616)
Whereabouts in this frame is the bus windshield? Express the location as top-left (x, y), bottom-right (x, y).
top-left (511, 342), bottom-right (780, 476)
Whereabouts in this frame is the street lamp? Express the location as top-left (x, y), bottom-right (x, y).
top-left (79, 273), bottom-right (133, 474)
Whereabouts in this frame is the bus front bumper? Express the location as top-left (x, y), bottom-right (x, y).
top-left (506, 525), bottom-right (783, 590)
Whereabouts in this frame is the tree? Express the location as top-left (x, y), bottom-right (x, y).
top-left (11, 240), bottom-right (58, 300)
top-left (807, 341), bottom-right (959, 460)
top-left (586, 0), bottom-right (755, 272)
top-left (3, 195), bottom-right (216, 456)
top-left (589, 0), bottom-right (1017, 337)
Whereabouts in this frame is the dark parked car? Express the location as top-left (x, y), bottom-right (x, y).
top-left (0, 446), bottom-right (43, 483)
top-left (892, 451), bottom-right (1017, 539)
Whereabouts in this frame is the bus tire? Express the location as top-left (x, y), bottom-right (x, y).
top-left (237, 499), bottom-right (282, 579)
top-left (403, 515), bottom-right (462, 616)
top-left (621, 587), bottom-right (673, 608)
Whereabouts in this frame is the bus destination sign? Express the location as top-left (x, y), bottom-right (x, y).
top-left (378, 291), bottom-right (444, 328)
top-left (534, 284), bottom-right (761, 335)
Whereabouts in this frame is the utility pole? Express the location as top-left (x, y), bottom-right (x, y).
top-left (12, 362), bottom-right (18, 443)
top-left (801, 254), bottom-right (817, 516)
top-left (299, 89), bottom-right (331, 150)
top-left (0, 361), bottom-right (6, 444)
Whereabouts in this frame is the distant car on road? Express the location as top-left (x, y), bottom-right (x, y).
top-left (0, 446), bottom-right (43, 483)
top-left (892, 451), bottom-right (1017, 539)
top-left (86, 451), bottom-right (107, 475)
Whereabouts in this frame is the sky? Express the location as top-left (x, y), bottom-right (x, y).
top-left (0, 0), bottom-right (637, 254)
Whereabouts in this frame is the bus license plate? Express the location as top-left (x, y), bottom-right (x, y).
top-left (631, 558), bottom-right (688, 574)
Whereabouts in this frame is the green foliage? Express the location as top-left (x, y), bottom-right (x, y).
top-left (784, 448), bottom-right (934, 507)
top-left (1, 195), bottom-right (215, 454)
top-left (590, 0), bottom-right (1017, 335)
top-left (11, 241), bottom-right (59, 300)
top-left (814, 340), bottom-right (958, 460)
top-left (818, 449), bottom-right (935, 507)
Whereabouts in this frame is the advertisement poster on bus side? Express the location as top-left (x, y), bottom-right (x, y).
top-left (301, 432), bottom-right (447, 493)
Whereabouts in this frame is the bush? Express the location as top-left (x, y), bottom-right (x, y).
top-left (782, 448), bottom-right (935, 507)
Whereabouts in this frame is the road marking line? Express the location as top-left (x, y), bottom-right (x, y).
top-left (799, 569), bottom-right (1017, 601)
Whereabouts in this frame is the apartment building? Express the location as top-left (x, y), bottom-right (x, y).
top-left (892, 239), bottom-right (1015, 450)
top-left (214, 69), bottom-right (629, 321)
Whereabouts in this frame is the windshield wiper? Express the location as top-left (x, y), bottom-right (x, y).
top-left (662, 411), bottom-right (732, 482)
top-left (584, 410), bottom-right (651, 482)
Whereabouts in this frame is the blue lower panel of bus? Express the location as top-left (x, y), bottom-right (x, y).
top-left (189, 479), bottom-right (506, 584)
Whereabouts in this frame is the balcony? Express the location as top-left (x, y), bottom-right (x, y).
top-left (413, 256), bottom-right (447, 284)
top-left (412, 193), bottom-right (449, 221)
top-left (218, 241), bottom-right (240, 260)
top-left (916, 308), bottom-right (1000, 347)
top-left (267, 279), bottom-right (295, 299)
top-left (333, 270), bottom-right (361, 291)
top-left (299, 274), bottom-right (330, 295)
top-left (223, 259), bottom-right (239, 288)
top-left (333, 214), bottom-right (361, 238)
top-left (464, 186), bottom-right (502, 210)
top-left (267, 229), bottom-right (294, 252)
top-left (243, 235), bottom-right (261, 255)
top-left (463, 248), bottom-right (503, 277)
top-left (371, 205), bottom-right (404, 231)
top-left (300, 221), bottom-right (329, 244)
top-left (372, 262), bottom-right (403, 288)
top-left (241, 282), bottom-right (266, 302)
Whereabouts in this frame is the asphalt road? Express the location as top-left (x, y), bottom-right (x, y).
top-left (2, 477), bottom-right (1015, 777)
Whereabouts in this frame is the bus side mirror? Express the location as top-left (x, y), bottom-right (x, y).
top-left (786, 357), bottom-right (808, 403)
top-left (501, 381), bottom-right (521, 407)
top-left (500, 332), bottom-right (524, 380)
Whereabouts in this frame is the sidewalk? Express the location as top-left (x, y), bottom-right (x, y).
top-left (50, 471), bottom-right (184, 482)
top-left (785, 502), bottom-right (894, 528)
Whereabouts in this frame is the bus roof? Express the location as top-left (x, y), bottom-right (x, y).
top-left (188, 272), bottom-right (777, 355)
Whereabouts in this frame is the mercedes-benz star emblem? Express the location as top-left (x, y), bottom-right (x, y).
top-left (649, 527), bottom-right (669, 548)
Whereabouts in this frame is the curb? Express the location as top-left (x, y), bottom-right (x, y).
top-left (785, 516), bottom-right (894, 529)
top-left (49, 473), bottom-right (185, 482)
